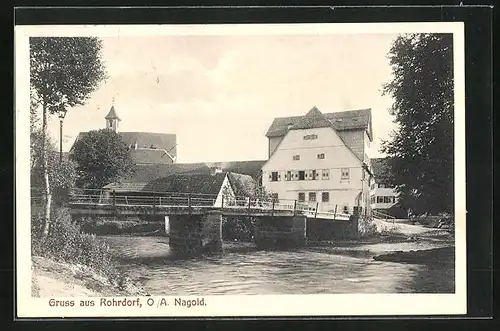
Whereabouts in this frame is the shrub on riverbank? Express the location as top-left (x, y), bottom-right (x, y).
top-left (31, 207), bottom-right (123, 282)
top-left (80, 217), bottom-right (163, 236)
top-left (222, 216), bottom-right (255, 242)
top-left (358, 216), bottom-right (397, 238)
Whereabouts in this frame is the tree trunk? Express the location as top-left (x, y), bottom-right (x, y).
top-left (41, 103), bottom-right (52, 238)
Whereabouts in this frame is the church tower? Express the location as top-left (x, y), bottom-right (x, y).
top-left (105, 102), bottom-right (121, 132)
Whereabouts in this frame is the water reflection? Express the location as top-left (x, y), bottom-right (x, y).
top-left (101, 236), bottom-right (454, 295)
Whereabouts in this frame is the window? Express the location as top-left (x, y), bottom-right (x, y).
top-left (308, 192), bottom-right (316, 202)
top-left (317, 153), bottom-right (325, 159)
top-left (311, 170), bottom-right (318, 180)
top-left (377, 196), bottom-right (384, 203)
top-left (384, 196), bottom-right (390, 203)
top-left (285, 171), bottom-right (292, 181)
top-left (343, 205), bottom-right (349, 214)
top-left (322, 192), bottom-right (330, 202)
top-left (271, 172), bottom-right (279, 182)
top-left (298, 171), bottom-right (305, 181)
top-left (293, 155), bottom-right (300, 161)
top-left (298, 192), bottom-right (305, 202)
top-left (341, 168), bottom-right (350, 180)
top-left (271, 193), bottom-right (279, 203)
top-left (303, 134), bottom-right (318, 140)
top-left (322, 169), bottom-right (330, 180)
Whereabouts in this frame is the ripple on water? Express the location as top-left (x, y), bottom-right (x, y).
top-left (101, 236), bottom-right (454, 295)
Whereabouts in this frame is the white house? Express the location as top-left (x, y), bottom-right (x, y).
top-left (261, 106), bottom-right (373, 215)
top-left (369, 157), bottom-right (399, 211)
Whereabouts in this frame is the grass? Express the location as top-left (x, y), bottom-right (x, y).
top-left (31, 207), bottom-right (129, 290)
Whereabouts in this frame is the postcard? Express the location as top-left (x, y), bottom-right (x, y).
top-left (15, 21), bottom-right (466, 318)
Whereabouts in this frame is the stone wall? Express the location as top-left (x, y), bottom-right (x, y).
top-left (307, 217), bottom-right (359, 241)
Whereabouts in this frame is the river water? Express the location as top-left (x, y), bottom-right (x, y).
top-left (100, 235), bottom-right (454, 295)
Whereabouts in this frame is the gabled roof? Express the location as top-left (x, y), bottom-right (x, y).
top-left (119, 163), bottom-right (210, 183)
top-left (102, 182), bottom-right (149, 192)
top-left (266, 107), bottom-right (373, 140)
top-left (130, 148), bottom-right (175, 164)
top-left (105, 106), bottom-right (120, 120)
top-left (142, 172), bottom-right (228, 195)
top-left (288, 106), bottom-right (334, 131)
top-left (120, 132), bottom-right (177, 158)
top-left (205, 160), bottom-right (266, 180)
top-left (69, 131), bottom-right (178, 161)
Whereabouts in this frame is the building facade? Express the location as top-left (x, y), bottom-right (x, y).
top-left (369, 157), bottom-right (399, 212)
top-left (261, 107), bottom-right (373, 215)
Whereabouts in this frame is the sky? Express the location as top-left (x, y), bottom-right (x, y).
top-left (45, 33), bottom-right (399, 163)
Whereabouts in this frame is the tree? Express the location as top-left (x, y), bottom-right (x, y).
top-left (30, 37), bottom-right (107, 238)
top-left (31, 130), bottom-right (77, 206)
top-left (70, 129), bottom-right (135, 189)
top-left (381, 33), bottom-right (454, 215)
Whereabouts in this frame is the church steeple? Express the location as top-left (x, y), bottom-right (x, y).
top-left (105, 99), bottom-right (121, 132)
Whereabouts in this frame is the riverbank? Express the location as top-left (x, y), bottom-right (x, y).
top-left (31, 256), bottom-right (149, 297)
top-left (373, 246), bottom-right (454, 265)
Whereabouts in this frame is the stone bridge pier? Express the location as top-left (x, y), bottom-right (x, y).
top-left (168, 211), bottom-right (223, 255)
top-left (253, 215), bottom-right (307, 249)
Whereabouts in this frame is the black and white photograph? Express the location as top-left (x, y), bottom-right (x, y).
top-left (16, 22), bottom-right (466, 317)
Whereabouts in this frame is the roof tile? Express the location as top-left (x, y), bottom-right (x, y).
top-left (266, 107), bottom-right (372, 140)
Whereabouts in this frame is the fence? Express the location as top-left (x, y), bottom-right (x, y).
top-left (68, 188), bottom-right (353, 221)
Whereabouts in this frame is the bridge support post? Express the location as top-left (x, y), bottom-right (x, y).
top-left (168, 211), bottom-right (223, 256)
top-left (254, 214), bottom-right (307, 250)
top-left (306, 215), bottom-right (359, 241)
top-left (200, 210), bottom-right (223, 254)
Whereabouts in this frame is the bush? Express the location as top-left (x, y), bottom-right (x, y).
top-left (222, 216), bottom-right (256, 242)
top-left (31, 207), bottom-right (119, 280)
top-left (357, 216), bottom-right (378, 237)
top-left (80, 217), bottom-right (163, 235)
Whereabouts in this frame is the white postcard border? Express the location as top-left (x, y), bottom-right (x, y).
top-left (15, 22), bottom-right (466, 318)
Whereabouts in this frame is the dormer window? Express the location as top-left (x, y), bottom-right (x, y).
top-left (303, 134), bottom-right (318, 140)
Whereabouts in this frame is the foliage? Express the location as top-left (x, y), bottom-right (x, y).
top-left (30, 130), bottom-right (77, 205)
top-left (80, 217), bottom-right (163, 236)
top-left (381, 33), bottom-right (454, 215)
top-left (357, 216), bottom-right (379, 237)
top-left (30, 37), bottom-right (107, 113)
top-left (70, 129), bottom-right (135, 189)
top-left (30, 36), bottom-right (107, 237)
top-left (222, 216), bottom-right (256, 242)
top-left (31, 208), bottom-right (120, 280)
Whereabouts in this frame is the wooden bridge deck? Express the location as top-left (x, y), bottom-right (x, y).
top-left (67, 189), bottom-right (352, 221)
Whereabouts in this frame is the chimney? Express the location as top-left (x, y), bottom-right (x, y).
top-left (210, 166), bottom-right (223, 176)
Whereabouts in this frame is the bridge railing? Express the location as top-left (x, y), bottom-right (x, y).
top-left (68, 189), bottom-right (353, 220)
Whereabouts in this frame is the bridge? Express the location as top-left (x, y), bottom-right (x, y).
top-left (68, 189), bottom-right (359, 254)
